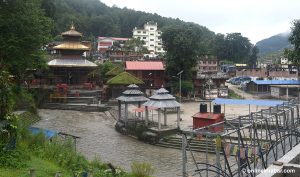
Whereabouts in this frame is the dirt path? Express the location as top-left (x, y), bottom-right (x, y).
top-left (226, 83), bottom-right (257, 99)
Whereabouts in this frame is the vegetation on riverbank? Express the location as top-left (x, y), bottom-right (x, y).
top-left (228, 90), bottom-right (244, 99)
top-left (0, 111), bottom-right (155, 177)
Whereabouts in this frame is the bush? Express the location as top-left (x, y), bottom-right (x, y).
top-left (0, 149), bottom-right (30, 168)
top-left (131, 162), bottom-right (155, 177)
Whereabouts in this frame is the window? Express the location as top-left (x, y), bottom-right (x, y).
top-left (150, 33), bottom-right (154, 36)
top-left (150, 44), bottom-right (154, 47)
top-left (143, 37), bottom-right (147, 39)
top-left (208, 61), bottom-right (211, 64)
top-left (158, 43), bottom-right (162, 45)
top-left (143, 31), bottom-right (146, 34)
top-left (157, 48), bottom-right (161, 50)
top-left (137, 31), bottom-right (141, 33)
top-left (158, 32), bottom-right (161, 34)
top-left (213, 61), bottom-right (216, 64)
top-left (150, 28), bottom-right (154, 30)
top-left (150, 39), bottom-right (154, 41)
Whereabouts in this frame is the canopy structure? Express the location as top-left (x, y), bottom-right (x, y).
top-left (213, 98), bottom-right (286, 116)
top-left (252, 80), bottom-right (300, 85)
top-left (116, 84), bottom-right (148, 125)
top-left (143, 87), bottom-right (181, 130)
top-left (213, 98), bottom-right (285, 106)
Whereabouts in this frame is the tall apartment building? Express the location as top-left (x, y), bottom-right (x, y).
top-left (132, 21), bottom-right (165, 55)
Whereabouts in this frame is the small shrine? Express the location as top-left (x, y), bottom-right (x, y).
top-left (116, 84), bottom-right (148, 126)
top-left (143, 87), bottom-right (181, 130)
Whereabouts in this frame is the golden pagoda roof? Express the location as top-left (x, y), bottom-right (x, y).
top-left (61, 24), bottom-right (82, 37)
top-left (53, 42), bottom-right (90, 50)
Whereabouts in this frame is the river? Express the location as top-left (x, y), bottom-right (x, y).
top-left (35, 109), bottom-right (214, 177)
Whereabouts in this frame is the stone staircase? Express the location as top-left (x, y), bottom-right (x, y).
top-left (156, 136), bottom-right (217, 153)
top-left (43, 89), bottom-right (110, 112)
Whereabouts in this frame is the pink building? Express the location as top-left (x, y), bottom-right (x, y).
top-left (98, 37), bottom-right (129, 52)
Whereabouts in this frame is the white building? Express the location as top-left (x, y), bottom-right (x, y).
top-left (132, 21), bottom-right (165, 55)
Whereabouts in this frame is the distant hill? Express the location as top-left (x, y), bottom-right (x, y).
top-left (256, 32), bottom-right (291, 56)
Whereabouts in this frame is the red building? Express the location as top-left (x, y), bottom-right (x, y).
top-left (125, 61), bottom-right (165, 91)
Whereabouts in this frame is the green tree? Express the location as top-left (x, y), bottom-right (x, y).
top-left (124, 38), bottom-right (149, 54)
top-left (284, 19), bottom-right (300, 67)
top-left (249, 46), bottom-right (259, 67)
top-left (0, 0), bottom-right (53, 84)
top-left (162, 25), bottom-right (203, 79)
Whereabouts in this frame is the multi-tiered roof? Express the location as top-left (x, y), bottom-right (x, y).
top-left (48, 24), bottom-right (96, 67)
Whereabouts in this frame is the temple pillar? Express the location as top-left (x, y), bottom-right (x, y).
top-left (158, 108), bottom-right (161, 130)
top-left (145, 106), bottom-right (149, 127)
top-left (138, 102), bottom-right (141, 118)
top-left (125, 103), bottom-right (128, 126)
top-left (177, 107), bottom-right (180, 129)
top-left (118, 100), bottom-right (121, 121)
top-left (164, 108), bottom-right (167, 126)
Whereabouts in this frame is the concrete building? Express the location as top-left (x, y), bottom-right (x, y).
top-left (236, 68), bottom-right (268, 78)
top-left (98, 37), bottom-right (129, 52)
top-left (197, 56), bottom-right (219, 74)
top-left (268, 68), bottom-right (298, 80)
top-left (132, 21), bottom-right (165, 55)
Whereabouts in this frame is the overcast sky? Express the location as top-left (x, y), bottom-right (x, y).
top-left (101, 0), bottom-right (300, 44)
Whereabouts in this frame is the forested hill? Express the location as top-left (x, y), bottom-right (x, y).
top-left (256, 32), bottom-right (291, 56)
top-left (41, 0), bottom-right (257, 65)
top-left (42, 0), bottom-right (214, 39)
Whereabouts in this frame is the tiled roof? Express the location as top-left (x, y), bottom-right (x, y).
top-left (125, 61), bottom-right (164, 71)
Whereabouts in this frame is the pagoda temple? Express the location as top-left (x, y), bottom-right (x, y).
top-left (47, 24), bottom-right (97, 85)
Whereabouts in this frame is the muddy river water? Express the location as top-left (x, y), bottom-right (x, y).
top-left (34, 102), bottom-right (267, 176)
top-left (35, 109), bottom-right (190, 177)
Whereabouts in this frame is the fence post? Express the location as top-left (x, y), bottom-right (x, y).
top-left (55, 171), bottom-right (61, 177)
top-left (29, 168), bottom-right (36, 177)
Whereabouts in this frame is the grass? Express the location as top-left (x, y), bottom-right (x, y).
top-left (0, 156), bottom-right (71, 177)
top-left (1, 111), bottom-right (154, 177)
top-left (228, 90), bottom-right (244, 99)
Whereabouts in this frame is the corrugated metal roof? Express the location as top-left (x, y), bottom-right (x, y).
top-left (143, 87), bottom-right (181, 108)
top-left (252, 80), bottom-right (300, 85)
top-left (213, 98), bottom-right (285, 106)
top-left (116, 96), bottom-right (149, 102)
top-left (125, 61), bottom-right (165, 70)
top-left (127, 84), bottom-right (139, 88)
top-left (143, 100), bottom-right (181, 108)
top-left (155, 88), bottom-right (169, 94)
top-left (123, 89), bottom-right (144, 95)
top-left (48, 59), bottom-right (97, 67)
top-left (117, 84), bottom-right (148, 102)
top-left (98, 37), bottom-right (129, 41)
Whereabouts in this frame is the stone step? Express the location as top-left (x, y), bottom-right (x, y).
top-left (50, 96), bottom-right (96, 104)
top-left (43, 103), bottom-right (110, 112)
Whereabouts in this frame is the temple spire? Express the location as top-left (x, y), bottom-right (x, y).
top-left (70, 22), bottom-right (75, 30)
